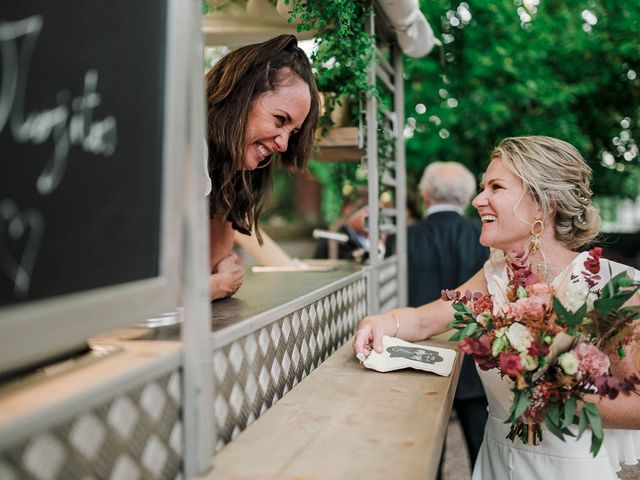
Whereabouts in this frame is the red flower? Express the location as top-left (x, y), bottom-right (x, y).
top-left (476, 355), bottom-right (498, 371)
top-left (471, 294), bottom-right (494, 316)
top-left (528, 339), bottom-right (549, 356)
top-left (584, 247), bottom-right (603, 274)
top-left (459, 335), bottom-right (492, 356)
top-left (499, 352), bottom-right (522, 377)
top-left (589, 246), bottom-right (603, 260)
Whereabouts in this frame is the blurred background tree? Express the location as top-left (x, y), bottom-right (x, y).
top-left (405, 0), bottom-right (640, 208)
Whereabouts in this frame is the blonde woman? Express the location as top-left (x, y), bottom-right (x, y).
top-left (353, 136), bottom-right (640, 479)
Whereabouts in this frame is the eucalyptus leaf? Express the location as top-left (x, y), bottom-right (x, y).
top-left (544, 412), bottom-right (565, 441)
top-left (576, 409), bottom-right (588, 440)
top-left (561, 398), bottom-right (577, 430)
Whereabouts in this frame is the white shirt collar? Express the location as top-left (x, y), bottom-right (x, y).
top-left (425, 204), bottom-right (464, 217)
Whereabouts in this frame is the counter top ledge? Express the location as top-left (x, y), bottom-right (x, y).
top-left (201, 334), bottom-right (461, 480)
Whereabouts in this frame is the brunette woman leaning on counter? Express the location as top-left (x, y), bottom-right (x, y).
top-left (205, 35), bottom-right (319, 300)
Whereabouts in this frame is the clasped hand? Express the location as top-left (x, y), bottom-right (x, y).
top-left (211, 254), bottom-right (244, 300)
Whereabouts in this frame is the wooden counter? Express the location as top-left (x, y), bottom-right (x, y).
top-left (202, 333), bottom-right (462, 480)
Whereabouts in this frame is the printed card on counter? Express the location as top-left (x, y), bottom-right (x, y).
top-left (359, 336), bottom-right (456, 376)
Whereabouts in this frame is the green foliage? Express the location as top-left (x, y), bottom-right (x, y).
top-left (406, 0), bottom-right (640, 197)
top-left (553, 295), bottom-right (586, 331)
top-left (290, 0), bottom-right (376, 128)
top-left (447, 301), bottom-right (481, 341)
top-left (307, 161), bottom-right (367, 223)
top-left (287, 1), bottom-right (376, 223)
top-left (508, 389), bottom-right (529, 423)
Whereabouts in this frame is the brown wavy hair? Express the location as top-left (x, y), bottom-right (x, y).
top-left (206, 35), bottom-right (320, 242)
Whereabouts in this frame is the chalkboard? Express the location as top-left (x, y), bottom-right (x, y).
top-left (0, 1), bottom-right (168, 306)
top-left (0, 0), bottom-right (192, 376)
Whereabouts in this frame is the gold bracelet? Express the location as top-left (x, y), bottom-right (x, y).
top-left (390, 312), bottom-right (400, 337)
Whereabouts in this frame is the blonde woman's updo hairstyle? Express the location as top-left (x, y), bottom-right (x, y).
top-left (492, 136), bottom-right (601, 250)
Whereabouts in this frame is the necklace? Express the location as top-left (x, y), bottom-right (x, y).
top-left (535, 262), bottom-right (564, 283)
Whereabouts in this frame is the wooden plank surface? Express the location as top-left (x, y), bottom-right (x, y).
top-left (203, 334), bottom-right (461, 480)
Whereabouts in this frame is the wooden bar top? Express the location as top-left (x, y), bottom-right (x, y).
top-left (202, 334), bottom-right (462, 480)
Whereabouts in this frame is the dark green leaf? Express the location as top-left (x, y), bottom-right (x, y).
top-left (583, 402), bottom-right (603, 456)
top-left (546, 403), bottom-right (561, 426)
top-left (544, 412), bottom-right (566, 441)
top-left (463, 322), bottom-right (479, 337)
top-left (576, 409), bottom-right (588, 440)
top-left (561, 397), bottom-right (577, 430)
top-left (583, 403), bottom-right (603, 437)
top-left (590, 431), bottom-right (604, 457)
top-left (553, 296), bottom-right (580, 328)
top-left (508, 390), bottom-right (529, 423)
top-left (449, 330), bottom-right (464, 342)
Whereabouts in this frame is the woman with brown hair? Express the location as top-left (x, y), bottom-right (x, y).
top-left (206, 34), bottom-right (319, 300)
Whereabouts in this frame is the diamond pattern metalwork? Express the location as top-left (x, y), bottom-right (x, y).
top-left (379, 258), bottom-right (399, 312)
top-left (0, 371), bottom-right (182, 479)
top-left (212, 277), bottom-right (367, 451)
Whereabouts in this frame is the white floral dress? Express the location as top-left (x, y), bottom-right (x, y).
top-left (472, 250), bottom-right (640, 480)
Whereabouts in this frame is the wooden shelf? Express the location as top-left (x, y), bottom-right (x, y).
top-left (314, 127), bottom-right (365, 162)
top-left (202, 9), bottom-right (314, 47)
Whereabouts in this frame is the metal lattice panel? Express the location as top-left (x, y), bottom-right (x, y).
top-left (0, 371), bottom-right (183, 480)
top-left (378, 258), bottom-right (399, 312)
top-left (212, 278), bottom-right (367, 451)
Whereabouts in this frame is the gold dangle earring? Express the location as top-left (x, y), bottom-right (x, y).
top-left (529, 219), bottom-right (544, 254)
top-left (256, 156), bottom-right (273, 169)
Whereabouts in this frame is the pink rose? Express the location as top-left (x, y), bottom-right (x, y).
top-left (573, 342), bottom-right (611, 379)
top-left (502, 296), bottom-right (547, 321)
top-left (527, 282), bottom-right (554, 306)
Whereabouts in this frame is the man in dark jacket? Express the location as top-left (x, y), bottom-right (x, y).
top-left (408, 161), bottom-right (489, 473)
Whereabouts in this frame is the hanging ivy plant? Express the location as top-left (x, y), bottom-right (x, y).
top-left (284, 1), bottom-right (377, 223)
top-left (288, 0), bottom-right (376, 128)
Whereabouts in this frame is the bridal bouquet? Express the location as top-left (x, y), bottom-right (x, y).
top-left (445, 247), bottom-right (640, 456)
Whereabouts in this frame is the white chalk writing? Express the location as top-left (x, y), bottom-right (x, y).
top-left (0, 199), bottom-right (44, 298)
top-left (0, 15), bottom-right (118, 195)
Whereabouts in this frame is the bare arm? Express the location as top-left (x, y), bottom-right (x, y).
top-left (210, 213), bottom-right (235, 270)
top-left (587, 290), bottom-right (640, 429)
top-left (210, 213), bottom-right (244, 299)
top-left (352, 268), bottom-right (488, 356)
top-left (589, 339), bottom-right (640, 429)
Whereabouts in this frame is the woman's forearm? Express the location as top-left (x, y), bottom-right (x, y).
top-left (594, 339), bottom-right (640, 429)
top-left (387, 302), bottom-right (455, 342)
top-left (591, 394), bottom-right (640, 429)
top-left (210, 214), bottom-right (235, 271)
top-left (400, 268), bottom-right (488, 341)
